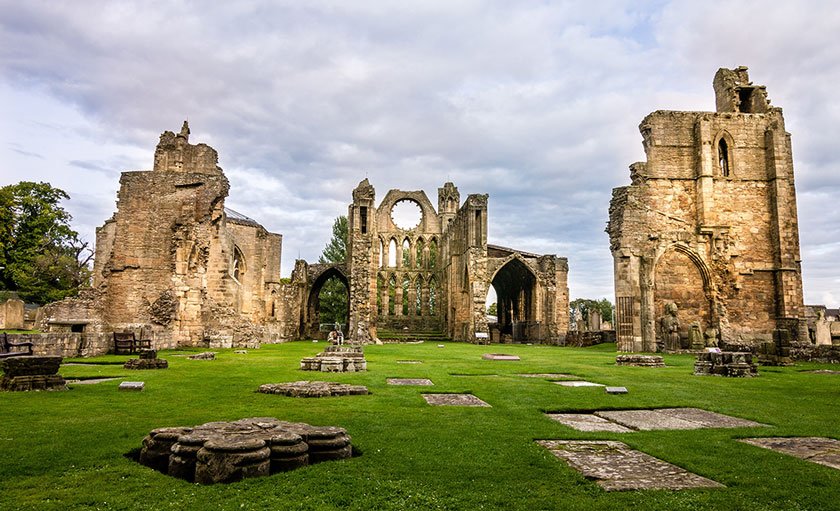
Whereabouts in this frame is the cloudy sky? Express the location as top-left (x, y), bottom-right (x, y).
top-left (1, 1), bottom-right (838, 306)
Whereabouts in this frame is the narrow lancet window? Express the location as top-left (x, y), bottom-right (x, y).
top-left (718, 139), bottom-right (730, 177)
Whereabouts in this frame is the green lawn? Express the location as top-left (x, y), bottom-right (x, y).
top-left (1, 342), bottom-right (839, 510)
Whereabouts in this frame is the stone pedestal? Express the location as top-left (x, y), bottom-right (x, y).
top-left (124, 349), bottom-right (169, 369)
top-left (0, 356), bottom-right (66, 391)
top-left (693, 352), bottom-right (758, 377)
top-left (299, 345), bottom-right (367, 372)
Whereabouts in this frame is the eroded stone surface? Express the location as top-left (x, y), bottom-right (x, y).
top-left (189, 352), bottom-right (216, 360)
top-left (740, 437), bottom-right (840, 470)
top-left (482, 353), bottom-right (520, 361)
top-left (694, 352), bottom-right (758, 377)
top-left (387, 378), bottom-right (434, 386)
top-left (615, 355), bottom-right (664, 367)
top-left (546, 414), bottom-right (633, 433)
top-left (0, 356), bottom-right (66, 391)
top-left (422, 393), bottom-right (490, 407)
top-left (138, 417), bottom-right (352, 484)
top-left (594, 408), bottom-right (767, 431)
top-left (68, 377), bottom-right (122, 385)
top-left (258, 381), bottom-right (369, 397)
top-left (124, 349), bottom-right (168, 369)
top-left (538, 440), bottom-right (724, 491)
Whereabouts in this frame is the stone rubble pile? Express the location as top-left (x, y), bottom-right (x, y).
top-left (0, 356), bottom-right (66, 391)
top-left (124, 349), bottom-right (169, 370)
top-left (258, 381), bottom-right (369, 397)
top-left (300, 345), bottom-right (367, 372)
top-left (138, 417), bottom-right (352, 484)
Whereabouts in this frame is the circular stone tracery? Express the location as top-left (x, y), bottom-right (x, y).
top-left (390, 199), bottom-right (423, 230)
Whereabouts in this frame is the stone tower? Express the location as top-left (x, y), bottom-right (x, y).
top-left (608, 67), bottom-right (805, 352)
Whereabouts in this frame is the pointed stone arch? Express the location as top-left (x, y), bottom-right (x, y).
top-left (653, 244), bottom-right (713, 344)
top-left (714, 130), bottom-right (736, 177)
top-left (490, 255), bottom-right (538, 342)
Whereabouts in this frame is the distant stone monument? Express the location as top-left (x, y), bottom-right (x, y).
top-left (815, 310), bottom-right (832, 346)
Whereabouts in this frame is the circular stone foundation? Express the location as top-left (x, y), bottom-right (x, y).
top-left (137, 417), bottom-right (353, 484)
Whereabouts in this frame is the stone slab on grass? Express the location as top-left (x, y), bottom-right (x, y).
top-left (387, 378), bottom-right (434, 386)
top-left (482, 353), bottom-right (520, 361)
top-left (396, 360), bottom-right (423, 364)
top-left (68, 377), bottom-right (122, 385)
top-left (555, 381), bottom-right (604, 387)
top-left (659, 408), bottom-right (766, 429)
top-left (516, 373), bottom-right (578, 379)
top-left (605, 386), bottom-right (629, 394)
top-left (119, 381), bottom-right (145, 391)
top-left (423, 393), bottom-right (490, 407)
top-left (546, 414), bottom-right (633, 433)
top-left (595, 410), bottom-right (699, 430)
top-left (740, 437), bottom-right (840, 470)
top-left (537, 440), bottom-right (724, 491)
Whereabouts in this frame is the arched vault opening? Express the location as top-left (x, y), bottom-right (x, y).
top-left (491, 257), bottom-right (537, 342)
top-left (306, 267), bottom-right (349, 339)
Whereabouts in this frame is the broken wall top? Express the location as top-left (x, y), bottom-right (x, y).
top-left (153, 121), bottom-right (222, 175)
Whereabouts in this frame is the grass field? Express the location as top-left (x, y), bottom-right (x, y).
top-left (1, 341), bottom-right (839, 510)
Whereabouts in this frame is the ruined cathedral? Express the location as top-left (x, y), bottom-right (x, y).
top-left (40, 66), bottom-right (806, 353)
top-left (608, 67), bottom-right (805, 352)
top-left (41, 122), bottom-right (569, 347)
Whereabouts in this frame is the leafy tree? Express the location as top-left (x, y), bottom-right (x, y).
top-left (0, 182), bottom-right (92, 304)
top-left (318, 216), bottom-right (348, 265)
top-left (570, 298), bottom-right (613, 326)
top-left (317, 216), bottom-right (349, 325)
top-left (486, 302), bottom-right (497, 316)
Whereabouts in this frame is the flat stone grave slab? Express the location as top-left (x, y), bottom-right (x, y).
top-left (605, 386), bottom-right (629, 394)
top-left (482, 353), bottom-right (520, 361)
top-left (396, 360), bottom-right (423, 364)
top-left (740, 437), bottom-right (840, 470)
top-left (258, 381), bottom-right (368, 397)
top-left (537, 440), bottom-right (724, 491)
top-left (387, 378), bottom-right (434, 386)
top-left (119, 381), bottom-right (145, 391)
top-left (516, 373), bottom-right (578, 379)
top-left (554, 381), bottom-right (604, 387)
top-left (68, 377), bottom-right (122, 385)
top-left (188, 352), bottom-right (216, 360)
top-left (804, 369), bottom-right (840, 374)
top-left (423, 393), bottom-right (490, 407)
top-left (546, 414), bottom-right (633, 433)
top-left (595, 408), bottom-right (766, 431)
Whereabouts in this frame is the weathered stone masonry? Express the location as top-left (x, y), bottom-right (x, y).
top-left (40, 122), bottom-right (284, 349)
top-left (608, 67), bottom-right (805, 352)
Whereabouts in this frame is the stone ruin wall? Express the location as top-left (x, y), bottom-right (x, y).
top-left (609, 67), bottom-right (805, 352)
top-left (40, 123), bottom-right (285, 350)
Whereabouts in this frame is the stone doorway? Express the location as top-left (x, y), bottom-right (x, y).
top-left (306, 268), bottom-right (349, 339)
top-left (491, 257), bottom-right (538, 342)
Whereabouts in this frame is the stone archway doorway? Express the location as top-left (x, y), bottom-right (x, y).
top-left (491, 257), bottom-right (538, 342)
top-left (306, 267), bottom-right (350, 340)
top-left (654, 247), bottom-right (712, 348)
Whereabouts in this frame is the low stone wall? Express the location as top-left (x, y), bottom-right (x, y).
top-left (789, 344), bottom-right (840, 364)
top-left (7, 333), bottom-right (111, 358)
top-left (564, 330), bottom-right (615, 347)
